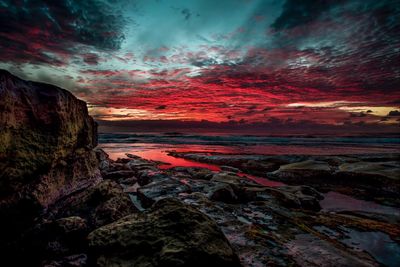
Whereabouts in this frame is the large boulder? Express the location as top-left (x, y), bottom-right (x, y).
top-left (88, 198), bottom-right (242, 267)
top-left (0, 70), bottom-right (100, 244)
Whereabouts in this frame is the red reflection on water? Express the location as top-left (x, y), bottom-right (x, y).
top-left (101, 143), bottom-right (285, 186)
top-left (103, 144), bottom-right (221, 171)
top-left (237, 172), bottom-right (284, 187)
top-left (136, 149), bottom-right (221, 171)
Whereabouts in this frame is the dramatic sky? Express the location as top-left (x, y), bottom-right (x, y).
top-left (1, 0), bottom-right (399, 133)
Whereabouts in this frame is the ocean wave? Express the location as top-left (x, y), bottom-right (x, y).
top-left (98, 133), bottom-right (400, 146)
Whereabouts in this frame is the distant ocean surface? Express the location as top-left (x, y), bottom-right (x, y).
top-left (98, 132), bottom-right (400, 163)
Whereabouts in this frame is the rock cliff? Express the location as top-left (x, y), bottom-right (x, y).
top-left (0, 69), bottom-right (100, 243)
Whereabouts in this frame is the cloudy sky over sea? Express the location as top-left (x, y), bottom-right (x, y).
top-left (1, 0), bottom-right (399, 132)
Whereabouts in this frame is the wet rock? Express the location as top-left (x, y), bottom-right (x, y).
top-left (268, 160), bottom-right (333, 187)
top-left (167, 152), bottom-right (286, 176)
top-left (191, 168), bottom-right (215, 180)
top-left (91, 151), bottom-right (400, 266)
top-left (118, 176), bottom-right (138, 185)
top-left (240, 160), bottom-right (281, 175)
top-left (170, 167), bottom-right (215, 180)
top-left (102, 170), bottom-right (135, 180)
top-left (137, 169), bottom-right (169, 186)
top-left (315, 211), bottom-right (400, 241)
top-left (221, 165), bottom-right (240, 173)
top-left (267, 185), bottom-right (323, 211)
top-left (49, 180), bottom-right (137, 228)
top-left (269, 157), bottom-right (400, 206)
top-left (123, 155), bottom-right (159, 172)
top-left (338, 161), bottom-right (400, 179)
top-left (271, 160), bottom-right (332, 178)
top-left (136, 170), bottom-right (153, 186)
top-left (137, 179), bottom-right (191, 208)
top-left (211, 172), bottom-right (249, 186)
top-left (280, 185), bottom-right (324, 200)
top-left (126, 160), bottom-right (158, 171)
top-left (179, 192), bottom-right (298, 266)
top-left (122, 183), bottom-right (141, 194)
top-left (336, 161), bottom-right (400, 194)
top-left (115, 158), bottom-right (132, 164)
top-left (286, 233), bottom-right (377, 267)
top-left (88, 198), bottom-right (242, 267)
top-left (105, 162), bottom-right (131, 172)
top-left (208, 183), bottom-right (238, 203)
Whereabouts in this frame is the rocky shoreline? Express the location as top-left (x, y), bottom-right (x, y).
top-left (95, 150), bottom-right (400, 267)
top-left (167, 151), bottom-right (400, 207)
top-left (1, 70), bottom-right (399, 266)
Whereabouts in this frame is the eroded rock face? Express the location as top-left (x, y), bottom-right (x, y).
top-left (88, 198), bottom-right (242, 267)
top-left (0, 70), bottom-right (100, 244)
top-left (48, 180), bottom-right (137, 229)
top-left (18, 180), bottom-right (137, 266)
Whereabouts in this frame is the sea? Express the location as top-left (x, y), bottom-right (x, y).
top-left (98, 132), bottom-right (400, 165)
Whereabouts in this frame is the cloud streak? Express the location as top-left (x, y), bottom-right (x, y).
top-left (0, 0), bottom-right (126, 66)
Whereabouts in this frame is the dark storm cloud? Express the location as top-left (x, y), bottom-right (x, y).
top-left (350, 112), bottom-right (367, 118)
top-left (388, 110), bottom-right (400, 117)
top-left (181, 8), bottom-right (192, 21)
top-left (156, 105), bottom-right (167, 110)
top-left (83, 53), bottom-right (100, 65)
top-left (0, 0), bottom-right (126, 65)
top-left (227, 0), bottom-right (400, 95)
top-left (271, 0), bottom-right (343, 30)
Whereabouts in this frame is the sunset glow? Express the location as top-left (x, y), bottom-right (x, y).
top-left (1, 0), bottom-right (399, 133)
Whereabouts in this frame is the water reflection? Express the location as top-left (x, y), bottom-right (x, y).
top-left (99, 142), bottom-right (284, 186)
top-left (320, 191), bottom-right (400, 216)
top-left (100, 143), bottom-right (223, 170)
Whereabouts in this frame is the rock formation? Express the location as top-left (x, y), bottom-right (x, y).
top-left (0, 69), bottom-right (101, 261)
top-left (0, 70), bottom-right (244, 267)
top-left (0, 69), bottom-right (99, 207)
top-left (88, 198), bottom-right (242, 267)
